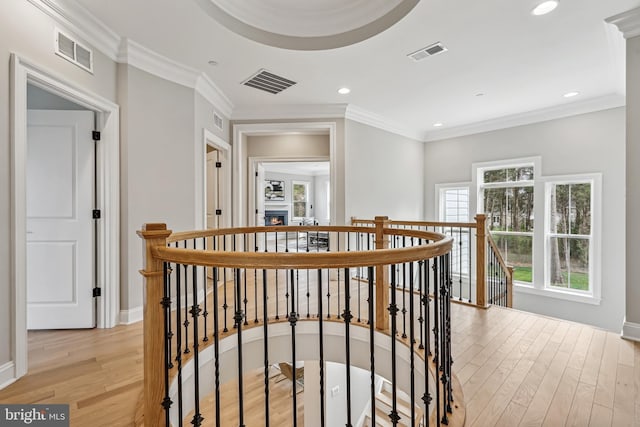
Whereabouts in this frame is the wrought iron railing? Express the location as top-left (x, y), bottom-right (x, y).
top-left (351, 215), bottom-right (513, 309)
top-left (138, 217), bottom-right (465, 427)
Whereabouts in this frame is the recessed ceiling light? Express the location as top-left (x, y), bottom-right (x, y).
top-left (338, 87), bottom-right (351, 95)
top-left (532, 1), bottom-right (559, 16)
top-left (475, 93), bottom-right (485, 97)
top-left (563, 91), bottom-right (579, 98)
top-left (208, 60), bottom-right (218, 66)
top-left (433, 122), bottom-right (444, 127)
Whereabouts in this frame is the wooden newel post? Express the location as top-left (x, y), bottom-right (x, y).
top-left (374, 216), bottom-right (390, 332)
top-left (475, 214), bottom-right (487, 308)
top-left (137, 223), bottom-right (172, 427)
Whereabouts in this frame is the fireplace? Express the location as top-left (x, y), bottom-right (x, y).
top-left (265, 210), bottom-right (288, 226)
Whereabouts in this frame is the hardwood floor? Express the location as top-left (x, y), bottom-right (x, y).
top-left (1, 299), bottom-right (639, 426)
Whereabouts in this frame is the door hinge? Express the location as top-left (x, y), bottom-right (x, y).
top-left (92, 131), bottom-right (101, 141)
top-left (255, 209), bottom-right (258, 214)
top-left (93, 287), bottom-right (101, 297)
top-left (92, 209), bottom-right (101, 219)
top-left (215, 161), bottom-right (222, 168)
top-left (255, 172), bottom-right (258, 177)
top-left (215, 209), bottom-right (222, 216)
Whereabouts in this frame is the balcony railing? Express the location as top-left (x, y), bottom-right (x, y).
top-left (138, 217), bottom-right (465, 426)
top-left (351, 215), bottom-right (513, 309)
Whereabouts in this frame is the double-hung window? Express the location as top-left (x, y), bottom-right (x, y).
top-left (479, 164), bottom-right (535, 284)
top-left (545, 175), bottom-right (600, 297)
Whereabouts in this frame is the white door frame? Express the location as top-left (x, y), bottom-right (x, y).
top-left (195, 128), bottom-right (232, 230)
top-left (248, 156), bottom-right (331, 226)
top-left (232, 122), bottom-right (337, 227)
top-left (10, 54), bottom-right (120, 379)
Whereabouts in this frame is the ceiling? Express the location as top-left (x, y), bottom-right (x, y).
top-left (75, 0), bottom-right (639, 140)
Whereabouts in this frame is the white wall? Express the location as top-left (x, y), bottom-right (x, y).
top-left (424, 107), bottom-right (626, 331)
top-left (119, 65), bottom-right (196, 311)
top-left (0, 0), bottom-right (118, 367)
top-left (314, 174), bottom-right (331, 225)
top-left (324, 361), bottom-right (374, 427)
top-left (345, 120), bottom-right (425, 221)
top-left (263, 171), bottom-right (317, 221)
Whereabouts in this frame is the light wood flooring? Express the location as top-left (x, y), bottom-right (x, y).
top-left (0, 299), bottom-right (639, 426)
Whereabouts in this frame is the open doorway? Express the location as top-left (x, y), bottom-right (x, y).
top-left (11, 55), bottom-right (120, 380)
top-left (26, 84), bottom-right (96, 330)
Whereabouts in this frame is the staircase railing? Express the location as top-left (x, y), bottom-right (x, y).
top-left (351, 214), bottom-right (513, 309)
top-left (138, 217), bottom-right (465, 427)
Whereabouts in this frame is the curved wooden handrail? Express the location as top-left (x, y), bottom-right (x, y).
top-left (168, 225), bottom-right (377, 243)
top-left (154, 236), bottom-right (453, 269)
top-left (351, 218), bottom-right (477, 229)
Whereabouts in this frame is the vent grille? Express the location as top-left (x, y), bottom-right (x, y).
top-left (242, 69), bottom-right (296, 94)
top-left (55, 29), bottom-right (93, 73)
top-left (408, 42), bottom-right (448, 62)
top-left (213, 113), bottom-right (223, 131)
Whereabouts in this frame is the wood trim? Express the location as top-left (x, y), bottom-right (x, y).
top-left (475, 214), bottom-right (487, 308)
top-left (375, 216), bottom-right (390, 332)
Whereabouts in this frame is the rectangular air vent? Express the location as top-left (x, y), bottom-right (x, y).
top-left (55, 29), bottom-right (93, 73)
top-left (242, 69), bottom-right (296, 94)
top-left (407, 42), bottom-right (448, 62)
top-left (213, 112), bottom-right (223, 131)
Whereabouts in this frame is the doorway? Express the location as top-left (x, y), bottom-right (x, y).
top-left (11, 54), bottom-right (120, 380)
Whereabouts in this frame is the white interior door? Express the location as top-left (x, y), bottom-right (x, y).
top-left (26, 110), bottom-right (95, 329)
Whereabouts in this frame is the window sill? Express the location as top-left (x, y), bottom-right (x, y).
top-left (514, 283), bottom-right (601, 305)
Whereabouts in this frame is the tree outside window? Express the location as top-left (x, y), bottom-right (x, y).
top-left (548, 182), bottom-right (592, 291)
top-left (481, 166), bottom-right (534, 283)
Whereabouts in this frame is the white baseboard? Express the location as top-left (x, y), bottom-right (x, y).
top-left (0, 361), bottom-right (16, 390)
top-left (119, 306), bottom-right (143, 325)
top-left (621, 318), bottom-right (640, 342)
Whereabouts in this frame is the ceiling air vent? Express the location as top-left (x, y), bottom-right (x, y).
top-left (242, 69), bottom-right (296, 94)
top-left (55, 29), bottom-right (93, 73)
top-left (407, 42), bottom-right (448, 62)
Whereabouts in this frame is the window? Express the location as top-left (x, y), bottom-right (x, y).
top-left (437, 185), bottom-right (470, 277)
top-left (545, 177), bottom-right (599, 295)
top-left (292, 181), bottom-right (309, 218)
top-left (480, 164), bottom-right (535, 284)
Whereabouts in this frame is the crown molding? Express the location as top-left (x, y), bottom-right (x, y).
top-left (195, 74), bottom-right (234, 118)
top-left (232, 104), bottom-right (349, 121)
top-left (26, 0), bottom-right (120, 60)
top-left (345, 105), bottom-right (423, 141)
top-left (118, 39), bottom-right (233, 117)
top-left (606, 7), bottom-right (640, 39)
top-left (423, 93), bottom-right (625, 142)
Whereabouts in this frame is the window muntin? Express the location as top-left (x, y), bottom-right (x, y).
top-left (547, 181), bottom-right (593, 292)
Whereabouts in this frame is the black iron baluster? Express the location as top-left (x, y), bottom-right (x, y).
top-left (285, 232), bottom-right (290, 322)
top-left (254, 233), bottom-right (259, 323)
top-left (234, 268), bottom-right (246, 427)
top-left (409, 260), bottom-right (416, 427)
top-left (357, 233), bottom-right (362, 322)
top-left (162, 262), bottom-right (173, 426)
top-left (368, 266), bottom-right (376, 427)
top-left (446, 253), bottom-right (454, 413)
top-left (183, 242), bottom-right (190, 355)
top-left (388, 265), bottom-right (400, 426)
top-left (343, 267), bottom-right (353, 427)
top-left (306, 232), bottom-right (310, 318)
top-left (191, 263), bottom-right (203, 426)
top-left (418, 254), bottom-right (424, 350)
top-left (421, 258), bottom-right (432, 426)
top-left (336, 233), bottom-right (341, 320)
top-left (318, 269), bottom-right (325, 427)
top-left (468, 228), bottom-right (472, 303)
top-left (201, 238), bottom-right (209, 342)
top-left (296, 233), bottom-right (300, 318)
top-left (223, 236), bottom-right (228, 332)
top-left (402, 237), bottom-right (407, 339)
top-left (439, 256), bottom-right (449, 425)
top-left (262, 268), bottom-right (270, 427)
top-left (458, 227), bottom-right (463, 301)
top-left (175, 259), bottom-right (184, 427)
top-left (212, 266), bottom-right (221, 427)
top-left (289, 269), bottom-right (299, 427)
top-left (167, 262), bottom-right (174, 370)
top-left (433, 256), bottom-right (440, 425)
top-left (275, 231), bottom-right (280, 320)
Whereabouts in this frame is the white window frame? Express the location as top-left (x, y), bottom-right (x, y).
top-left (540, 173), bottom-right (602, 304)
top-left (435, 183), bottom-right (471, 222)
top-left (292, 180), bottom-right (310, 219)
top-left (474, 157), bottom-right (540, 286)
